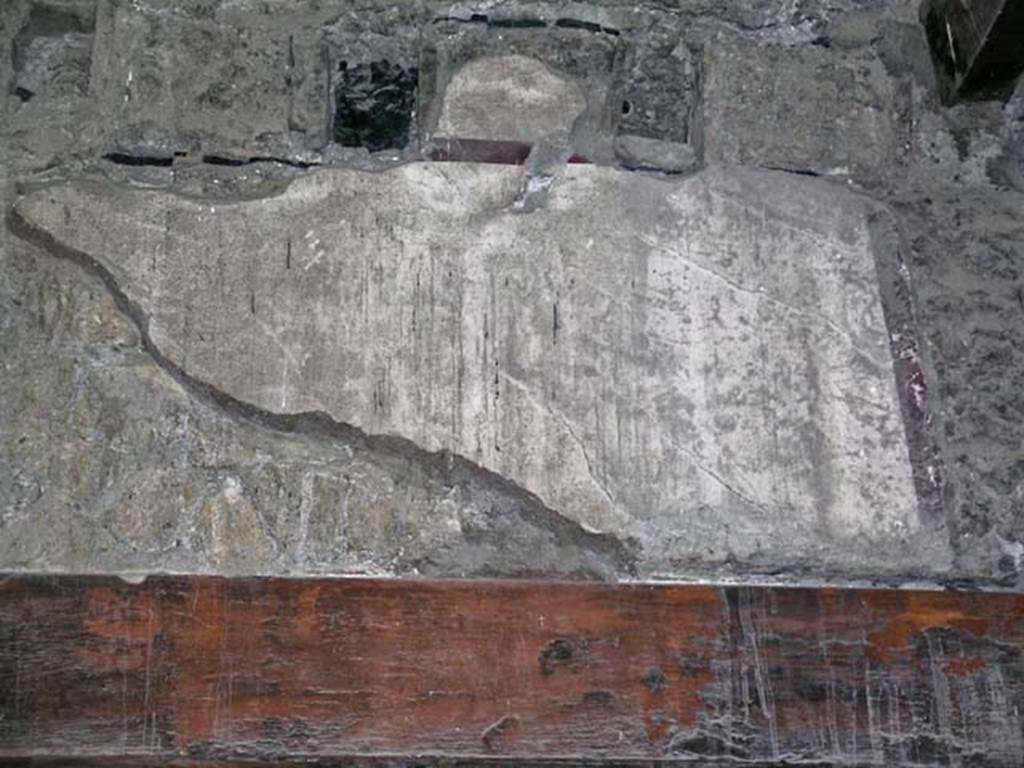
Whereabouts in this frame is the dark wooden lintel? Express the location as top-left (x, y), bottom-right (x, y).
top-left (1, 574), bottom-right (1022, 765)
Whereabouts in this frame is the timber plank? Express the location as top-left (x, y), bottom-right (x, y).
top-left (0, 575), bottom-right (1022, 765)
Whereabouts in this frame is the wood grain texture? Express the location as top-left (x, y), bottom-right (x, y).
top-left (1, 575), bottom-right (1022, 766)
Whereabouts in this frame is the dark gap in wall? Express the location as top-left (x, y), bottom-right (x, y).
top-left (922, 0), bottom-right (1024, 103)
top-left (920, 0), bottom-right (963, 103)
top-left (202, 154), bottom-right (319, 169)
top-left (104, 152), bottom-right (318, 169)
top-left (250, 155), bottom-right (320, 169)
top-left (431, 14), bottom-right (490, 25)
top-left (922, 4), bottom-right (962, 75)
top-left (103, 152), bottom-right (174, 167)
top-left (202, 154), bottom-right (247, 166)
top-left (332, 60), bottom-right (418, 152)
top-left (764, 165), bottom-right (821, 177)
top-left (431, 14), bottom-right (619, 36)
top-left (488, 18), bottom-right (548, 29)
top-left (554, 18), bottom-right (621, 36)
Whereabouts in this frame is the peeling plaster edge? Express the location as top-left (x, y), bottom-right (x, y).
top-left (6, 203), bottom-right (640, 580)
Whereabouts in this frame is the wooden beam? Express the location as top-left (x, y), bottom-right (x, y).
top-left (1, 574), bottom-right (1023, 765)
top-left (921, 0), bottom-right (1024, 102)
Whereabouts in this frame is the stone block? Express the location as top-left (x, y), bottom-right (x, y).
top-left (13, 162), bottom-right (946, 574)
top-left (91, 2), bottom-right (325, 154)
top-left (703, 35), bottom-right (907, 181)
top-left (435, 54), bottom-right (586, 144)
top-left (420, 17), bottom-right (625, 158)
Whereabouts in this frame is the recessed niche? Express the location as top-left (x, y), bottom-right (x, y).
top-left (332, 60), bottom-right (419, 152)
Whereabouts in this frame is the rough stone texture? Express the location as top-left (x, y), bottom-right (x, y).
top-left (703, 34), bottom-right (910, 183)
top-left (696, 7), bottom-right (1024, 588)
top-left (435, 55), bottom-right (586, 142)
top-left (93, 0), bottom-right (390, 158)
top-left (892, 187), bottom-right (1024, 583)
top-left (420, 17), bottom-right (625, 160)
top-left (0, 224), bottom-right (632, 579)
top-left (1, 0), bottom-right (1023, 588)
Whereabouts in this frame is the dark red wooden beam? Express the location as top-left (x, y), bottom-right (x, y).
top-left (427, 137), bottom-right (590, 165)
top-left (1, 574), bottom-right (1022, 765)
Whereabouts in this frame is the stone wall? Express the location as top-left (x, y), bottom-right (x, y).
top-left (1, 0), bottom-right (1022, 587)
